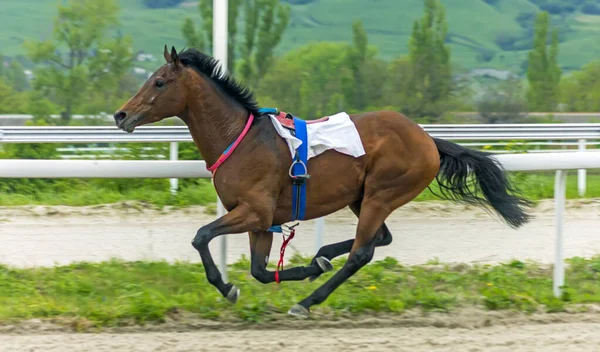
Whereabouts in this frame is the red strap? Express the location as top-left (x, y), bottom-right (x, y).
top-left (274, 228), bottom-right (295, 284)
top-left (207, 113), bottom-right (255, 174)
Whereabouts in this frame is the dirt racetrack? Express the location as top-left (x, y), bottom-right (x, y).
top-left (1, 324), bottom-right (600, 352)
top-left (0, 198), bottom-right (599, 267)
top-left (2, 309), bottom-right (600, 351)
top-left (1, 199), bottom-right (600, 351)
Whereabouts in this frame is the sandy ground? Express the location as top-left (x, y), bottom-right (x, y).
top-left (2, 308), bottom-right (600, 351)
top-left (0, 199), bottom-right (599, 267)
top-left (1, 199), bottom-right (600, 351)
top-left (1, 324), bottom-right (600, 352)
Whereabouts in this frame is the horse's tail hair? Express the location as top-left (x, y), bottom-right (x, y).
top-left (430, 137), bottom-right (533, 229)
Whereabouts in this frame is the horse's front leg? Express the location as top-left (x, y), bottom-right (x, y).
top-left (191, 202), bottom-right (268, 303)
top-left (249, 231), bottom-right (333, 284)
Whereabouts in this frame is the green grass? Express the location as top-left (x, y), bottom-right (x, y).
top-left (1, 172), bottom-right (597, 208)
top-left (2, 0), bottom-right (600, 72)
top-left (1, 255), bottom-right (599, 328)
top-left (0, 179), bottom-right (217, 207)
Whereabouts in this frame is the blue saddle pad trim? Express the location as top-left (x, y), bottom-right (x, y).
top-left (257, 107), bottom-right (278, 114)
top-left (291, 116), bottom-right (308, 221)
top-left (267, 225), bottom-right (283, 233)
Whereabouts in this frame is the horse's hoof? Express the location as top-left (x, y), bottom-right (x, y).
top-left (225, 285), bottom-right (240, 304)
top-left (288, 304), bottom-right (310, 318)
top-left (309, 257), bottom-right (333, 282)
top-left (315, 256), bottom-right (333, 273)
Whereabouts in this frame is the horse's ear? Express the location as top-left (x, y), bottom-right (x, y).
top-left (163, 44), bottom-right (172, 63)
top-left (171, 46), bottom-right (181, 68)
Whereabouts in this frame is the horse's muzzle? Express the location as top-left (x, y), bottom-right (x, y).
top-left (114, 111), bottom-right (139, 133)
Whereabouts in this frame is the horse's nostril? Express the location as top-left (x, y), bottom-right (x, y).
top-left (114, 111), bottom-right (127, 122)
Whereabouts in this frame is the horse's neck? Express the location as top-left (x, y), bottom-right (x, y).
top-left (180, 85), bottom-right (248, 167)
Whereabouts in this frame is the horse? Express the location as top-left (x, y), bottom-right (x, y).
top-left (113, 46), bottom-right (533, 318)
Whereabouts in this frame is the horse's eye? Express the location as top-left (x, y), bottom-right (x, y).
top-left (155, 80), bottom-right (165, 88)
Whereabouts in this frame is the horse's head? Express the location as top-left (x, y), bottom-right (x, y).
top-left (114, 45), bottom-right (188, 133)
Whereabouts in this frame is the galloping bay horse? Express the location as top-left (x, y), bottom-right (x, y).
top-left (114, 46), bottom-right (532, 318)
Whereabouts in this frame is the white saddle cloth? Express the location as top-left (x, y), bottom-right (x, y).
top-left (268, 112), bottom-right (366, 160)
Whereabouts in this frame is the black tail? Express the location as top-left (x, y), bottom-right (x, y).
top-left (431, 138), bottom-right (533, 228)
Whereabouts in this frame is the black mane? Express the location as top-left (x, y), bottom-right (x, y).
top-left (178, 48), bottom-right (260, 116)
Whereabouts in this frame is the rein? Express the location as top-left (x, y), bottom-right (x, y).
top-left (206, 112), bottom-right (255, 174)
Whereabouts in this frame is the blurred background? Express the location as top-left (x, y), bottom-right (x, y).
top-left (1, 3), bottom-right (600, 347)
top-left (3, 0), bottom-right (600, 126)
top-left (2, 0), bottom-right (600, 207)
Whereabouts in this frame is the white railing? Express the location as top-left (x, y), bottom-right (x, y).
top-left (3, 112), bottom-right (600, 125)
top-left (1, 152), bottom-right (600, 298)
top-left (1, 124), bottom-right (600, 196)
top-left (1, 124), bottom-right (600, 143)
top-left (491, 152), bottom-right (600, 297)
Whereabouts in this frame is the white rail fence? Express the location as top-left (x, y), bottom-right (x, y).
top-left (3, 112), bottom-right (600, 125)
top-left (2, 124), bottom-right (600, 196)
top-left (2, 124), bottom-right (600, 142)
top-left (1, 148), bottom-right (600, 297)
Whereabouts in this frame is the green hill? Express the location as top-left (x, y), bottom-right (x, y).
top-left (2, 0), bottom-right (600, 74)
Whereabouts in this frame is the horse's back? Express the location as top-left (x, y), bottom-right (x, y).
top-left (284, 110), bottom-right (439, 220)
top-left (349, 110), bottom-right (438, 164)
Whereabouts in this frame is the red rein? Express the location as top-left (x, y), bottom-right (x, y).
top-left (275, 228), bottom-right (296, 284)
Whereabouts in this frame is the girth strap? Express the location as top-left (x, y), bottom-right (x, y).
top-left (290, 116), bottom-right (309, 221)
top-left (259, 108), bottom-right (309, 284)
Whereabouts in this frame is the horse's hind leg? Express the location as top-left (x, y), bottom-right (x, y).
top-left (288, 197), bottom-right (391, 317)
top-left (248, 231), bottom-right (333, 284)
top-left (289, 162), bottom-right (433, 317)
top-left (308, 201), bottom-right (393, 282)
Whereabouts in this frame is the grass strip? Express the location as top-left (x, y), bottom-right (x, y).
top-left (1, 255), bottom-right (599, 327)
top-left (1, 173), bottom-right (600, 207)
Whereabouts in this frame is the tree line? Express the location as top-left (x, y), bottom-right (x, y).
top-left (0, 0), bottom-right (598, 126)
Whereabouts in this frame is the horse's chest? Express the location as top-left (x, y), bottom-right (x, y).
top-left (212, 175), bottom-right (240, 210)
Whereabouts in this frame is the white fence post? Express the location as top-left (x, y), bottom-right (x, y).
top-left (169, 142), bottom-right (179, 195)
top-left (315, 217), bottom-right (325, 253)
top-left (217, 197), bottom-right (228, 282)
top-left (213, 0), bottom-right (228, 282)
top-left (553, 169), bottom-right (567, 298)
top-left (578, 139), bottom-right (586, 197)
